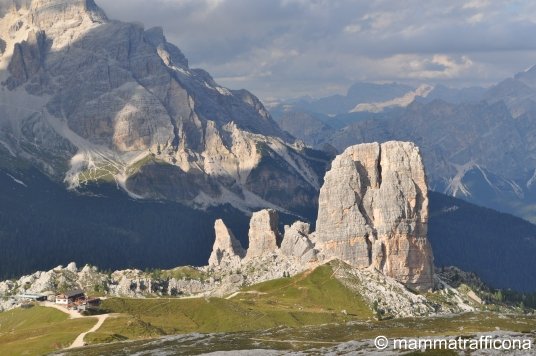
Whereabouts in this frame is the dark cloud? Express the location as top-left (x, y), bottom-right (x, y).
top-left (96, 0), bottom-right (536, 100)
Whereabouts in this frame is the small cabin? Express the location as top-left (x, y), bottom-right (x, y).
top-left (55, 289), bottom-right (85, 305)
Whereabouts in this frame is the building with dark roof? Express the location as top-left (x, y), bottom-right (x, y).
top-left (55, 289), bottom-right (85, 305)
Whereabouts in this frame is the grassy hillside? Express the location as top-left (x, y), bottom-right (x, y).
top-left (241, 264), bottom-right (372, 316)
top-left (62, 312), bottom-right (536, 355)
top-left (86, 264), bottom-right (373, 344)
top-left (0, 306), bottom-right (95, 356)
top-left (2, 264), bottom-right (535, 355)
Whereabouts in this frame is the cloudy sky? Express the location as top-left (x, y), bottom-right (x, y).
top-left (97, 0), bottom-right (536, 101)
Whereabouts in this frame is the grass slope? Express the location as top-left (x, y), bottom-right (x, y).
top-left (0, 306), bottom-right (95, 356)
top-left (61, 312), bottom-right (536, 356)
top-left (241, 263), bottom-right (372, 316)
top-left (86, 264), bottom-right (373, 344)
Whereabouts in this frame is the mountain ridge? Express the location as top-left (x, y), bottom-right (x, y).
top-left (274, 73), bottom-right (536, 223)
top-left (0, 0), bottom-right (328, 214)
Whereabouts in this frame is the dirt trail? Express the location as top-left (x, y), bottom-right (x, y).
top-left (40, 302), bottom-right (111, 349)
top-left (225, 291), bottom-right (267, 299)
top-left (68, 314), bottom-right (109, 349)
top-left (250, 338), bottom-right (339, 345)
top-left (41, 302), bottom-right (83, 319)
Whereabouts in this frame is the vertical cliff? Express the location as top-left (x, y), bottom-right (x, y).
top-left (315, 141), bottom-right (434, 291)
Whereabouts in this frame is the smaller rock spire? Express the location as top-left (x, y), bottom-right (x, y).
top-left (280, 221), bottom-right (317, 263)
top-left (208, 219), bottom-right (245, 268)
top-left (245, 209), bottom-right (280, 260)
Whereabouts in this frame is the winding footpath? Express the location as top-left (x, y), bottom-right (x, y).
top-left (40, 302), bottom-right (111, 349)
top-left (68, 314), bottom-right (109, 349)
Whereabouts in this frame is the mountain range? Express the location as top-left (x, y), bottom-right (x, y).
top-left (1, 0), bottom-right (536, 294)
top-left (0, 0), bottom-right (329, 217)
top-left (273, 68), bottom-right (536, 223)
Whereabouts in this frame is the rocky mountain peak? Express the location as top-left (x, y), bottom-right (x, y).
top-left (22, 0), bottom-right (108, 37)
top-left (209, 141), bottom-right (435, 291)
top-left (513, 64), bottom-right (536, 89)
top-left (0, 0), bottom-right (325, 214)
top-left (315, 141), bottom-right (434, 291)
top-left (29, 0), bottom-right (107, 22)
top-left (0, 0), bottom-right (107, 61)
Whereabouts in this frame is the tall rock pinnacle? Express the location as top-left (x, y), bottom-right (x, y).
top-left (315, 141), bottom-right (434, 291)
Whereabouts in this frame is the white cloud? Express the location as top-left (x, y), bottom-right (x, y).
top-left (344, 24), bottom-right (362, 33)
top-left (468, 13), bottom-right (484, 24)
top-left (463, 0), bottom-right (490, 10)
top-left (95, 0), bottom-right (536, 100)
top-left (361, 54), bottom-right (475, 81)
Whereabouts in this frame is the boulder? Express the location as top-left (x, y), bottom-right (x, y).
top-left (66, 262), bottom-right (78, 273)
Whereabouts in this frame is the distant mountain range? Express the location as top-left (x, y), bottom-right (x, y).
top-left (277, 82), bottom-right (415, 116)
top-left (270, 82), bottom-right (486, 118)
top-left (273, 69), bottom-right (536, 223)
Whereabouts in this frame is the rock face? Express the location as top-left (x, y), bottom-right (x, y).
top-left (207, 142), bottom-right (434, 291)
top-left (315, 141), bottom-right (434, 291)
top-left (245, 209), bottom-right (280, 259)
top-left (208, 219), bottom-right (245, 268)
top-left (0, 0), bottom-right (328, 214)
top-left (280, 221), bottom-right (316, 263)
top-left (6, 30), bottom-right (49, 89)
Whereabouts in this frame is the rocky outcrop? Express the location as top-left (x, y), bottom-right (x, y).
top-left (315, 141), bottom-right (434, 291)
top-left (0, 258), bottom-right (476, 317)
top-left (245, 209), bottom-right (281, 259)
top-left (206, 142), bottom-right (434, 291)
top-left (5, 30), bottom-right (49, 89)
top-left (208, 219), bottom-right (245, 268)
top-left (280, 221), bottom-right (317, 263)
top-left (1, 140), bottom-right (435, 310)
